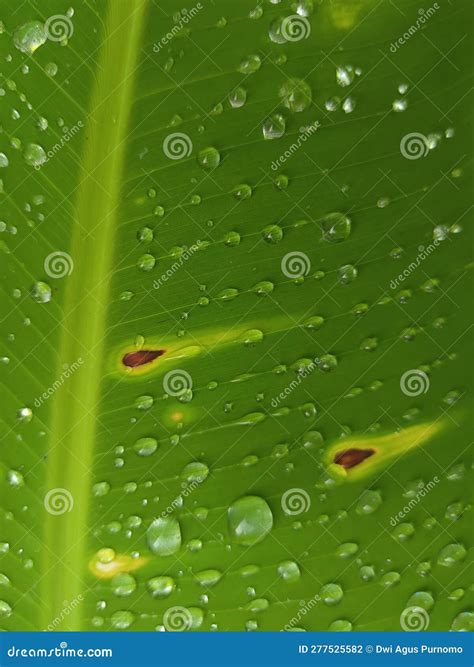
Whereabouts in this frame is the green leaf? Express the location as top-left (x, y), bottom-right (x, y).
top-left (0, 0), bottom-right (472, 633)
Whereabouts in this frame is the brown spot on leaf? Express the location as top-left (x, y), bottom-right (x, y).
top-left (122, 350), bottom-right (165, 368)
top-left (334, 448), bottom-right (375, 469)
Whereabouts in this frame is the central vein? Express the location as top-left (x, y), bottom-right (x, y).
top-left (43, 0), bottom-right (147, 630)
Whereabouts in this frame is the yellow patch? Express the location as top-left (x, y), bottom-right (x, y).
top-left (325, 421), bottom-right (444, 482)
top-left (89, 551), bottom-right (148, 579)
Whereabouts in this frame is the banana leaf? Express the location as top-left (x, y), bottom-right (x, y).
top-left (0, 0), bottom-right (472, 633)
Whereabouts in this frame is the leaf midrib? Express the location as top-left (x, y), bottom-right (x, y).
top-left (43, 0), bottom-right (147, 631)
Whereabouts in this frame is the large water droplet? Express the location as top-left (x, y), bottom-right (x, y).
top-left (147, 516), bottom-right (182, 556)
top-left (228, 496), bottom-right (273, 546)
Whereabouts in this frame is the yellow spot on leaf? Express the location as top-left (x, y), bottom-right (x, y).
top-left (89, 551), bottom-right (148, 579)
top-left (326, 421), bottom-right (445, 482)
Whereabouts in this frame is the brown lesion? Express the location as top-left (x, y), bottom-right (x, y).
top-left (334, 448), bottom-right (375, 469)
top-left (122, 349), bottom-right (165, 368)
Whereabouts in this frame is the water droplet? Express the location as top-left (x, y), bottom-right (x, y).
top-left (336, 65), bottom-right (355, 87)
top-left (0, 600), bottom-right (12, 618)
top-left (111, 610), bottom-right (134, 629)
top-left (134, 437), bottom-right (158, 457)
top-left (238, 54), bottom-right (261, 74)
top-left (198, 146), bottom-right (221, 170)
top-left (315, 354), bottom-right (338, 372)
top-left (195, 569), bottom-right (222, 587)
top-left (392, 522), bottom-right (415, 542)
top-left (321, 212), bottom-right (351, 242)
top-left (147, 576), bottom-right (175, 598)
top-left (279, 78), bottom-right (312, 112)
top-left (223, 231), bottom-right (241, 247)
top-left (92, 481), bottom-right (110, 497)
top-left (181, 461), bottom-right (209, 483)
top-left (31, 281), bottom-right (52, 303)
top-left (392, 98), bottom-right (408, 112)
top-left (0, 153), bottom-right (9, 168)
top-left (137, 226), bottom-right (153, 243)
top-left (229, 86), bottom-right (247, 108)
top-left (329, 619), bottom-right (352, 631)
top-left (262, 224), bottom-right (283, 243)
top-left (320, 583), bottom-right (343, 605)
top-left (380, 571), bottom-right (400, 587)
top-left (147, 516), bottom-right (181, 556)
top-left (338, 264), bottom-right (357, 284)
top-left (137, 253), bottom-right (156, 272)
top-left (263, 113), bottom-right (286, 140)
top-left (356, 490), bottom-right (382, 515)
top-left (24, 143), bottom-right (47, 168)
top-left (135, 395), bottom-right (154, 410)
top-left (336, 542), bottom-right (359, 559)
top-left (277, 560), bottom-right (301, 583)
top-left (111, 573), bottom-right (137, 597)
top-left (437, 543), bottom-right (466, 567)
top-left (14, 21), bottom-right (46, 54)
top-left (231, 183), bottom-right (252, 200)
top-left (228, 496), bottom-right (273, 546)
top-left (451, 611), bottom-right (474, 632)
